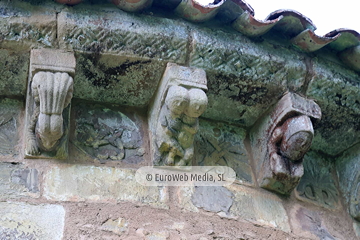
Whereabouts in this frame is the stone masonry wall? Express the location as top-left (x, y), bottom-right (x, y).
top-left (0, 98), bottom-right (358, 239)
top-left (0, 1), bottom-right (360, 239)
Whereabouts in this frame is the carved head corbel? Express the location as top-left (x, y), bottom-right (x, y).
top-left (269, 115), bottom-right (314, 179)
top-left (250, 92), bottom-right (321, 195)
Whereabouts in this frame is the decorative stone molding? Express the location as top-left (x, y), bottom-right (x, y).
top-left (250, 92), bottom-right (321, 195)
top-left (73, 102), bottom-right (145, 164)
top-left (336, 145), bottom-right (360, 223)
top-left (25, 49), bottom-right (75, 159)
top-left (149, 63), bottom-right (208, 166)
top-left (295, 152), bottom-right (339, 209)
top-left (194, 120), bottom-right (254, 184)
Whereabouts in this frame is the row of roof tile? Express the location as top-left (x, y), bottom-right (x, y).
top-left (55, 0), bottom-right (360, 72)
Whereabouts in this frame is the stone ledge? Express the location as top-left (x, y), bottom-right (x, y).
top-left (176, 184), bottom-right (291, 233)
top-left (43, 165), bottom-right (169, 209)
top-left (0, 1), bottom-right (58, 50)
top-left (0, 1), bottom-right (359, 155)
top-left (58, 5), bottom-right (189, 64)
top-left (307, 57), bottom-right (360, 156)
top-left (189, 26), bottom-right (308, 126)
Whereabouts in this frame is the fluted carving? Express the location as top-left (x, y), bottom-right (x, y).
top-left (28, 72), bottom-right (73, 153)
top-left (25, 49), bottom-right (76, 159)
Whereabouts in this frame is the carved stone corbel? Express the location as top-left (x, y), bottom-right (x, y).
top-left (25, 49), bottom-right (76, 159)
top-left (250, 92), bottom-right (321, 195)
top-left (149, 63), bottom-right (208, 166)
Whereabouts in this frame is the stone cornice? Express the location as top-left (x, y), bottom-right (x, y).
top-left (0, 1), bottom-right (359, 156)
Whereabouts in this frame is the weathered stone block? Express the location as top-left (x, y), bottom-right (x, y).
top-left (228, 184), bottom-right (290, 233)
top-left (336, 144), bottom-right (360, 222)
top-left (0, 202), bottom-right (65, 240)
top-left (289, 205), bottom-right (337, 239)
top-left (191, 186), bottom-right (233, 213)
top-left (177, 184), bottom-right (290, 232)
top-left (189, 27), bottom-right (308, 126)
top-left (0, 163), bottom-right (39, 199)
top-left (0, 49), bottom-right (28, 97)
top-left (194, 119), bottom-right (253, 184)
top-left (0, 1), bottom-right (57, 49)
top-left (296, 151), bottom-right (339, 209)
top-left (43, 165), bottom-right (168, 208)
top-left (174, 186), bottom-right (199, 212)
top-left (0, 98), bottom-right (22, 157)
top-left (73, 53), bottom-right (166, 106)
top-left (72, 102), bottom-right (145, 164)
top-left (58, 4), bottom-right (188, 63)
top-left (57, 4), bottom-right (183, 107)
top-left (307, 57), bottom-right (360, 156)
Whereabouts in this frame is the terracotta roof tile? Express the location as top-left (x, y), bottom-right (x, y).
top-left (53, 0), bottom-right (360, 72)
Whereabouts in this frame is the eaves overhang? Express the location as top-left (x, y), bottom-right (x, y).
top-left (0, 0), bottom-right (359, 157)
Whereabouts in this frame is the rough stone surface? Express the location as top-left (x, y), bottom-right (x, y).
top-left (43, 165), bottom-right (168, 208)
top-left (336, 144), bottom-right (360, 221)
top-left (194, 119), bottom-right (253, 184)
top-left (228, 184), bottom-right (290, 233)
top-left (0, 163), bottom-right (39, 199)
top-left (0, 98), bottom-right (21, 156)
top-left (0, 1), bottom-right (58, 49)
top-left (189, 27), bottom-right (308, 126)
top-left (100, 217), bottom-right (129, 236)
top-left (289, 205), bottom-right (337, 240)
top-left (296, 151), bottom-right (339, 209)
top-left (191, 186), bottom-right (233, 213)
top-left (30, 48), bottom-right (76, 74)
top-left (58, 5), bottom-right (188, 64)
top-left (174, 186), bottom-right (199, 213)
top-left (72, 102), bottom-right (145, 164)
top-left (0, 202), bottom-right (65, 240)
top-left (354, 222), bottom-right (360, 237)
top-left (307, 58), bottom-right (360, 156)
top-left (74, 53), bottom-right (166, 106)
top-left (0, 49), bottom-right (28, 97)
